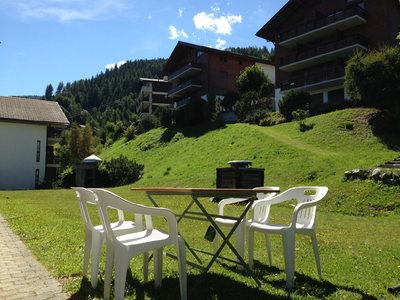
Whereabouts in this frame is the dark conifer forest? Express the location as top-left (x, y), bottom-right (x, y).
top-left (39, 46), bottom-right (274, 139)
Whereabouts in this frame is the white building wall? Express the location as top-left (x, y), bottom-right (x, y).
top-left (0, 122), bottom-right (47, 190)
top-left (256, 63), bottom-right (275, 83)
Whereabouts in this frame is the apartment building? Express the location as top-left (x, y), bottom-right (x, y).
top-left (0, 97), bottom-right (70, 190)
top-left (256, 0), bottom-right (400, 109)
top-left (161, 41), bottom-right (275, 109)
top-left (136, 78), bottom-right (173, 117)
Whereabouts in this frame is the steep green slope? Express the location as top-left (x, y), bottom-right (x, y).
top-left (100, 108), bottom-right (400, 216)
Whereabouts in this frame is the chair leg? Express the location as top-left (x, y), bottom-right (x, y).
top-left (311, 235), bottom-right (322, 279)
top-left (114, 253), bottom-right (129, 300)
top-left (236, 222), bottom-right (245, 271)
top-left (143, 251), bottom-right (149, 283)
top-left (153, 248), bottom-right (163, 289)
top-left (83, 231), bottom-right (92, 278)
top-left (90, 234), bottom-right (104, 288)
top-left (281, 233), bottom-right (295, 289)
top-left (103, 243), bottom-right (114, 300)
top-left (265, 233), bottom-right (272, 266)
top-left (248, 229), bottom-right (255, 270)
top-left (177, 237), bottom-right (187, 300)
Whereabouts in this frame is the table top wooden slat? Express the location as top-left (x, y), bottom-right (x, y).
top-left (131, 187), bottom-right (279, 194)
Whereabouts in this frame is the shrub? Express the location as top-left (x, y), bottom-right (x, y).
top-left (292, 109), bottom-right (309, 126)
top-left (98, 155), bottom-right (144, 187)
top-left (259, 111), bottom-right (286, 126)
top-left (60, 167), bottom-right (75, 189)
top-left (345, 46), bottom-right (400, 112)
top-left (136, 115), bottom-right (160, 135)
top-left (154, 106), bottom-right (173, 128)
top-left (278, 90), bottom-right (312, 121)
top-left (222, 90), bottom-right (240, 111)
top-left (123, 126), bottom-right (135, 141)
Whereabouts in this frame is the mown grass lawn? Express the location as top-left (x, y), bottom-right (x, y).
top-left (1, 188), bottom-right (400, 299)
top-left (1, 108), bottom-right (400, 299)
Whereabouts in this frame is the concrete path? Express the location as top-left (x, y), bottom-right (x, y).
top-left (0, 213), bottom-right (70, 300)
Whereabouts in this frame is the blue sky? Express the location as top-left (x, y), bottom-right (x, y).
top-left (0, 0), bottom-right (286, 96)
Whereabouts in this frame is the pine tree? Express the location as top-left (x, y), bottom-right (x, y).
top-left (69, 122), bottom-right (82, 163)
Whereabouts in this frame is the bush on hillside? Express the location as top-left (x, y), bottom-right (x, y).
top-left (222, 90), bottom-right (240, 111)
top-left (345, 46), bottom-right (400, 112)
top-left (154, 106), bottom-right (174, 128)
top-left (259, 111), bottom-right (286, 126)
top-left (135, 115), bottom-right (160, 135)
top-left (98, 155), bottom-right (144, 187)
top-left (278, 90), bottom-right (312, 121)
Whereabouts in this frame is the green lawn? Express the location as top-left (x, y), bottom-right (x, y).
top-left (1, 108), bottom-right (400, 299)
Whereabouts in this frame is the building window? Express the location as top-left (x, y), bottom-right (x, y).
top-left (219, 88), bottom-right (227, 95)
top-left (35, 169), bottom-right (39, 187)
top-left (197, 51), bottom-right (204, 57)
top-left (36, 140), bottom-right (41, 162)
top-left (220, 56), bottom-right (228, 62)
top-left (220, 71), bottom-right (228, 79)
top-left (239, 59), bottom-right (243, 65)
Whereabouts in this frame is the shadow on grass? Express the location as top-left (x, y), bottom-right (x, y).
top-left (368, 110), bottom-right (400, 151)
top-left (69, 261), bottom-right (379, 300)
top-left (218, 260), bottom-right (378, 300)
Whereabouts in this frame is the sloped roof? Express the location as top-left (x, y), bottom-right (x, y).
top-left (256, 0), bottom-right (307, 42)
top-left (83, 154), bottom-right (102, 163)
top-left (162, 41), bottom-right (275, 75)
top-left (0, 96), bottom-right (70, 126)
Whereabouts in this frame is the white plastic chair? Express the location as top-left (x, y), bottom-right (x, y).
top-left (72, 187), bottom-right (143, 288)
top-left (92, 188), bottom-right (187, 300)
top-left (213, 187), bottom-right (279, 270)
top-left (248, 186), bottom-right (328, 288)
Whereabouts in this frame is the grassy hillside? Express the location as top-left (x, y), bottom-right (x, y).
top-left (101, 108), bottom-right (400, 216)
top-left (1, 108), bottom-right (400, 299)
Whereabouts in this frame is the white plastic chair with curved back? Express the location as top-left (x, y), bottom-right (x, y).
top-left (72, 187), bottom-right (144, 288)
top-left (92, 188), bottom-right (187, 300)
top-left (213, 187), bottom-right (279, 270)
top-left (248, 186), bottom-right (328, 288)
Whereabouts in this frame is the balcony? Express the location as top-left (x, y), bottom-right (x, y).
top-left (168, 80), bottom-right (201, 98)
top-left (138, 107), bottom-right (151, 117)
top-left (137, 84), bottom-right (152, 100)
top-left (280, 34), bottom-right (368, 72)
top-left (279, 6), bottom-right (366, 48)
top-left (47, 127), bottom-right (62, 146)
top-left (168, 62), bottom-right (202, 83)
top-left (280, 67), bottom-right (345, 94)
top-left (136, 96), bottom-right (151, 111)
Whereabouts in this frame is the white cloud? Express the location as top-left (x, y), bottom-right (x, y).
top-left (179, 9), bottom-right (183, 18)
top-left (193, 12), bottom-right (241, 35)
top-left (211, 4), bottom-right (220, 12)
top-left (169, 25), bottom-right (188, 39)
top-left (105, 61), bottom-right (126, 70)
top-left (14, 0), bottom-right (129, 22)
top-left (215, 37), bottom-right (226, 49)
top-left (148, 15), bottom-right (151, 19)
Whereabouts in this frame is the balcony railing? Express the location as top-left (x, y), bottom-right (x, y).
top-left (136, 97), bottom-right (151, 111)
top-left (280, 34), bottom-right (368, 68)
top-left (169, 62), bottom-right (202, 83)
top-left (281, 67), bottom-right (345, 91)
top-left (279, 6), bottom-right (366, 44)
top-left (168, 80), bottom-right (201, 97)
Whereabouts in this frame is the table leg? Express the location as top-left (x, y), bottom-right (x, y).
top-left (188, 195), bottom-right (261, 299)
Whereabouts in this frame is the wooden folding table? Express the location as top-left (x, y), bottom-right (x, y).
top-left (131, 187), bottom-right (280, 298)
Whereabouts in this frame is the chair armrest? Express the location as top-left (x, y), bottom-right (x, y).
top-left (291, 199), bottom-right (321, 225)
top-left (217, 198), bottom-right (249, 215)
top-left (251, 195), bottom-right (290, 222)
